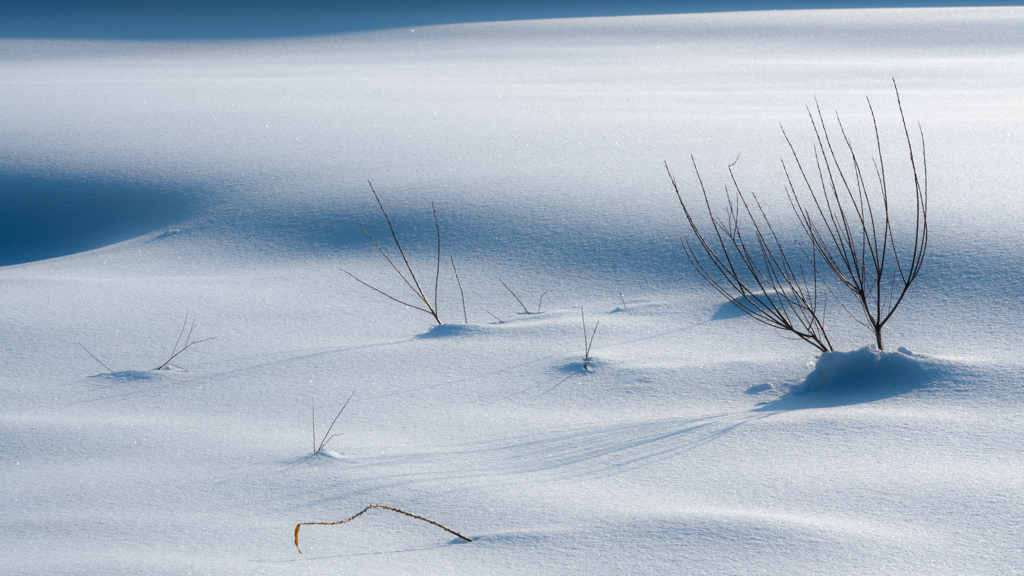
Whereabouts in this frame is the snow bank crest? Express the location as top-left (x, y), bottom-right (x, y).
top-left (795, 345), bottom-right (926, 394)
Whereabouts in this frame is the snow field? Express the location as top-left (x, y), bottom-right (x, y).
top-left (2, 7), bottom-right (1024, 574)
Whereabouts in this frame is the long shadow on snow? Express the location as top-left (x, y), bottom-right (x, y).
top-left (486, 412), bottom-right (776, 478)
top-left (289, 355), bottom-right (974, 493)
top-left (510, 354), bottom-right (968, 475)
top-left (284, 412), bottom-right (778, 500)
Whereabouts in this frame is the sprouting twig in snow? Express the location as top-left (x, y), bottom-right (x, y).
top-left (499, 279), bottom-right (547, 314)
top-left (78, 343), bottom-right (113, 373)
top-left (313, 390), bottom-right (355, 456)
top-left (450, 255), bottom-right (468, 324)
top-left (340, 182), bottom-right (444, 324)
top-left (536, 291), bottom-right (549, 314)
top-left (154, 312), bottom-right (215, 371)
top-left (581, 306), bottom-right (600, 371)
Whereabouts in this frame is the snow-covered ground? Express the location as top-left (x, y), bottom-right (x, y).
top-left (2, 7), bottom-right (1023, 574)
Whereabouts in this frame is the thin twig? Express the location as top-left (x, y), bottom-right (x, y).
top-left (77, 343), bottom-right (113, 373)
top-left (485, 310), bottom-right (505, 323)
top-left (619, 292), bottom-right (627, 310)
top-left (294, 504), bottom-right (473, 553)
top-left (340, 268), bottom-right (434, 315)
top-left (536, 291), bottom-right (549, 314)
top-left (581, 306), bottom-right (600, 371)
top-left (451, 255), bottom-right (468, 324)
top-left (432, 202), bottom-right (441, 319)
top-left (369, 182), bottom-right (432, 313)
top-left (499, 278), bottom-right (531, 314)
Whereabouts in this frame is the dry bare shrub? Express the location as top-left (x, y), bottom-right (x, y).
top-left (782, 80), bottom-right (927, 350)
top-left (670, 80), bottom-right (927, 352)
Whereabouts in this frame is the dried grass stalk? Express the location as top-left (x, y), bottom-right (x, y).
top-left (294, 504), bottom-right (473, 553)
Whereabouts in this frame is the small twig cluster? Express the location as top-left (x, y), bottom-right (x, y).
top-left (581, 306), bottom-right (599, 371)
top-left (294, 504), bottom-right (473, 554)
top-left (77, 312), bottom-right (214, 373)
top-left (499, 278), bottom-right (548, 315)
top-left (312, 390), bottom-right (355, 456)
top-left (155, 312), bottom-right (216, 371)
top-left (668, 155), bottom-right (833, 352)
top-left (341, 182), bottom-right (447, 324)
top-left (783, 82), bottom-right (928, 351)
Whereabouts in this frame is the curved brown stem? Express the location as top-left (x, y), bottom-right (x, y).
top-left (294, 504), bottom-right (473, 553)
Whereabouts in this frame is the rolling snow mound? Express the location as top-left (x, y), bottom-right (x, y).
top-left (796, 345), bottom-right (936, 395)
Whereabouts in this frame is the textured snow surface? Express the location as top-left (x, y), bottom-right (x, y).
top-left (2, 7), bottom-right (1023, 575)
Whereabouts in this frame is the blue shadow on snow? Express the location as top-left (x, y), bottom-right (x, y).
top-left (0, 173), bottom-right (194, 266)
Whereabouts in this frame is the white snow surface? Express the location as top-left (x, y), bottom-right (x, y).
top-left (2, 7), bottom-right (1024, 574)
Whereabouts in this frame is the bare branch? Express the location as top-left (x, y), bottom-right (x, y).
top-left (668, 158), bottom-right (834, 353)
top-left (781, 81), bottom-right (927, 349)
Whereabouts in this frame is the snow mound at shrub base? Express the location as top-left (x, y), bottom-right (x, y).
top-left (795, 345), bottom-right (931, 395)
